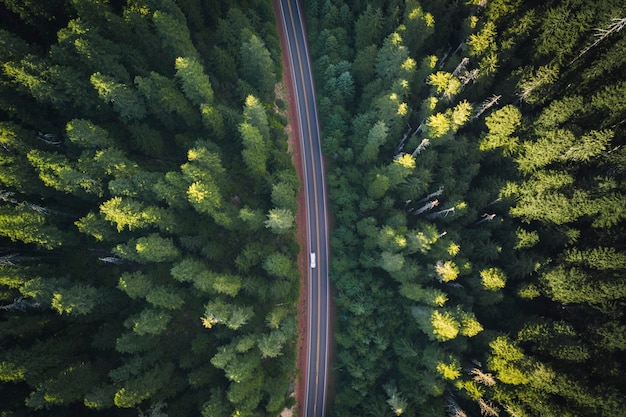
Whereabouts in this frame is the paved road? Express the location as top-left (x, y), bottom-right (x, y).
top-left (276, 1), bottom-right (329, 416)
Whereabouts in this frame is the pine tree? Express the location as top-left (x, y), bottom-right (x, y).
top-left (135, 71), bottom-right (199, 129)
top-left (354, 5), bottom-right (384, 50)
top-left (152, 7), bottom-right (199, 60)
top-left (264, 208), bottom-right (294, 234)
top-left (240, 33), bottom-right (276, 102)
top-left (239, 122), bottom-right (268, 177)
top-left (114, 234), bottom-right (180, 264)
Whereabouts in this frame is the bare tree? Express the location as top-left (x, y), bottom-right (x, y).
top-left (36, 131), bottom-right (62, 146)
top-left (478, 399), bottom-right (500, 417)
top-left (0, 296), bottom-right (41, 311)
top-left (417, 186), bottom-right (444, 204)
top-left (1, 189), bottom-right (67, 216)
top-left (394, 125), bottom-right (414, 156)
top-left (452, 57), bottom-right (470, 77)
top-left (445, 392), bottom-right (468, 417)
top-left (452, 41), bottom-right (465, 57)
top-left (475, 213), bottom-right (496, 225)
top-left (413, 200), bottom-right (439, 216)
top-left (412, 119), bottom-right (426, 136)
top-left (570, 17), bottom-right (626, 65)
top-left (438, 45), bottom-right (454, 69)
top-left (472, 95), bottom-right (501, 120)
top-left (139, 401), bottom-right (168, 417)
top-left (426, 206), bottom-right (455, 219)
top-left (459, 68), bottom-right (479, 87)
top-left (0, 253), bottom-right (19, 266)
top-left (470, 367), bottom-right (496, 386)
top-left (411, 138), bottom-right (431, 157)
top-left (99, 256), bottom-right (124, 264)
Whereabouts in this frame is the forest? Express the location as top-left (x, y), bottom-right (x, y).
top-left (0, 0), bottom-right (301, 416)
top-left (1, 0), bottom-right (625, 417)
top-left (301, 0), bottom-right (626, 416)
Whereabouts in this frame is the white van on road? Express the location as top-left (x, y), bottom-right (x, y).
top-left (310, 252), bottom-right (316, 268)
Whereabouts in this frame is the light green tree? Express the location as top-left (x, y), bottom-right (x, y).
top-left (66, 119), bottom-right (112, 148)
top-left (239, 122), bottom-right (268, 177)
top-left (480, 267), bottom-right (507, 290)
top-left (263, 252), bottom-right (296, 279)
top-left (51, 284), bottom-right (98, 315)
top-left (90, 72), bottom-right (146, 120)
top-left (264, 208), bottom-right (294, 234)
top-left (242, 95), bottom-right (270, 141)
top-left (135, 71), bottom-right (199, 129)
top-left (114, 234), bottom-right (180, 264)
top-left (479, 105), bottom-right (521, 153)
top-left (0, 206), bottom-right (64, 249)
top-left (361, 121), bottom-right (388, 163)
top-left (152, 9), bottom-right (199, 60)
top-left (174, 57), bottom-right (214, 106)
top-left (124, 308), bottom-right (171, 336)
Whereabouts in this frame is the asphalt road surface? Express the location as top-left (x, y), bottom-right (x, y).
top-left (276, 1), bottom-right (329, 416)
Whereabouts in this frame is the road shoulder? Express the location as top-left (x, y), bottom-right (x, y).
top-left (272, 1), bottom-right (309, 415)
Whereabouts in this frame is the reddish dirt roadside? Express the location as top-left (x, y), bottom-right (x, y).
top-left (272, 1), bottom-right (309, 416)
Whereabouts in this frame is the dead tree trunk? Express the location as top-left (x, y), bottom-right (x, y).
top-left (0, 297), bottom-right (41, 311)
top-left (416, 186), bottom-right (444, 204)
top-left (570, 17), bottom-right (626, 65)
top-left (413, 200), bottom-right (439, 215)
top-left (411, 138), bottom-right (431, 157)
top-left (426, 206), bottom-right (455, 219)
top-left (393, 125), bottom-right (413, 156)
top-left (452, 57), bottom-right (470, 77)
top-left (475, 213), bottom-right (496, 225)
top-left (472, 94), bottom-right (501, 120)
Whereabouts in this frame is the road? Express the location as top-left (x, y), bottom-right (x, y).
top-left (276, 1), bottom-right (329, 417)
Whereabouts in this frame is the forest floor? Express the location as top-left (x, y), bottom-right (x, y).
top-left (273, 1), bottom-right (335, 415)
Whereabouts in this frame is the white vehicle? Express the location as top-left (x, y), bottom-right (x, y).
top-left (310, 252), bottom-right (316, 268)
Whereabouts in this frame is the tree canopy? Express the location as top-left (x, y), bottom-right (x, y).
top-left (303, 0), bottom-right (626, 415)
top-left (0, 1), bottom-right (299, 416)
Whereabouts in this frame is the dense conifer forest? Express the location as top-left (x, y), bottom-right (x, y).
top-left (302, 0), bottom-right (626, 416)
top-left (1, 0), bottom-right (625, 417)
top-left (1, 0), bottom-right (301, 416)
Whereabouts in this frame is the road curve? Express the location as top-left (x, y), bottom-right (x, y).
top-left (276, 1), bottom-right (330, 417)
